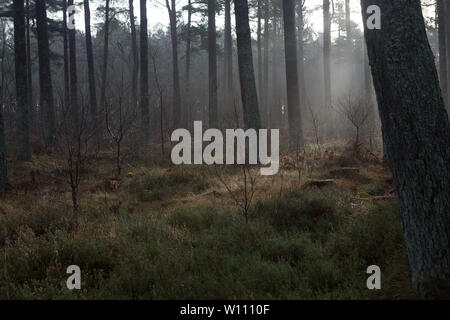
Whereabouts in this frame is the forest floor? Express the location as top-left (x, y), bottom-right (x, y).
top-left (0, 142), bottom-right (423, 299)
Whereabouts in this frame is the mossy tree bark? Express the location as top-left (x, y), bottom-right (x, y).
top-left (361, 0), bottom-right (450, 295)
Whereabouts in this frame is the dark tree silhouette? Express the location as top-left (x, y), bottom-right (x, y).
top-left (129, 0), bottom-right (138, 104)
top-left (297, 0), bottom-right (306, 99)
top-left (166, 0), bottom-right (182, 129)
top-left (25, 0), bottom-right (33, 130)
top-left (62, 0), bottom-right (70, 109)
top-left (262, 0), bottom-right (269, 127)
top-left (323, 0), bottom-right (331, 107)
top-left (83, 0), bottom-right (98, 130)
top-left (224, 0), bottom-right (233, 98)
top-left (140, 0), bottom-right (150, 143)
top-left (208, 0), bottom-right (218, 128)
top-left (185, 0), bottom-right (193, 126)
top-left (283, 0), bottom-right (304, 150)
top-left (36, 0), bottom-right (56, 147)
top-left (13, 0), bottom-right (31, 160)
top-left (235, 0), bottom-right (261, 130)
top-left (68, 0), bottom-right (79, 126)
top-left (99, 0), bottom-right (110, 116)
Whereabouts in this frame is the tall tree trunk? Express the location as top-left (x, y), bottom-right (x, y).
top-left (271, 7), bottom-right (280, 128)
top-left (100, 0), bottom-right (110, 117)
top-left (345, 0), bottom-right (352, 84)
top-left (13, 0), bottom-right (31, 160)
top-left (36, 0), bottom-right (56, 147)
top-left (129, 0), bottom-right (138, 104)
top-left (283, 0), bottom-right (303, 151)
top-left (140, 0), bottom-right (150, 143)
top-left (262, 0), bottom-right (270, 128)
top-left (224, 0), bottom-right (233, 99)
top-left (437, 0), bottom-right (447, 106)
top-left (166, 0), bottom-right (182, 129)
top-left (235, 0), bottom-right (261, 130)
top-left (361, 0), bottom-right (450, 296)
top-left (323, 0), bottom-right (331, 107)
top-left (62, 0), bottom-right (70, 110)
top-left (25, 0), bottom-right (33, 132)
top-left (257, 0), bottom-right (263, 99)
top-left (297, 0), bottom-right (306, 107)
top-left (68, 0), bottom-right (79, 127)
top-left (186, 0), bottom-right (192, 126)
top-left (208, 0), bottom-right (218, 127)
top-left (84, 0), bottom-right (98, 129)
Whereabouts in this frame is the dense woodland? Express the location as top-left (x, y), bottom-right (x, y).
top-left (0, 0), bottom-right (448, 299)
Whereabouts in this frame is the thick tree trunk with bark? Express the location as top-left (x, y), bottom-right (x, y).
top-left (13, 0), bottom-right (31, 160)
top-left (84, 0), bottom-right (98, 129)
top-left (361, 0), bottom-right (450, 296)
top-left (323, 0), bottom-right (331, 107)
top-left (36, 0), bottom-right (56, 147)
top-left (140, 0), bottom-right (150, 143)
top-left (283, 0), bottom-right (304, 151)
top-left (208, 0), bottom-right (218, 128)
top-left (235, 0), bottom-right (261, 130)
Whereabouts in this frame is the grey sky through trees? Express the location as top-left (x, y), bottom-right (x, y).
top-left (63, 1), bottom-right (435, 40)
top-left (63, 0), bottom-right (365, 35)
